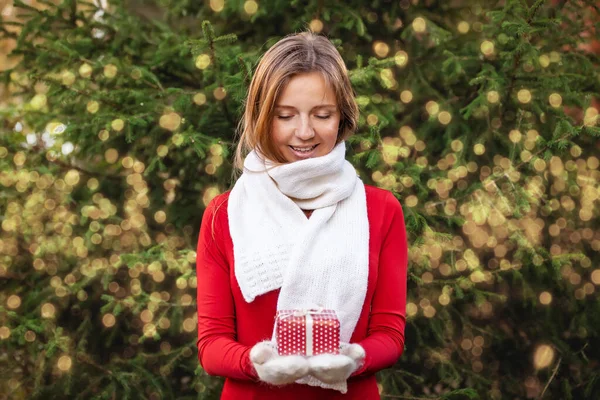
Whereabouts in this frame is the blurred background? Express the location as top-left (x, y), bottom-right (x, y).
top-left (1, 0), bottom-right (599, 399)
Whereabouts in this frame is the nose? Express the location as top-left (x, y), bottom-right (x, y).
top-left (295, 115), bottom-right (315, 140)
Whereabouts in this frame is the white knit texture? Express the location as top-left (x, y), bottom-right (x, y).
top-left (228, 142), bottom-right (369, 393)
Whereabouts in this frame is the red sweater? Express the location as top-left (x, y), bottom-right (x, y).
top-left (196, 184), bottom-right (408, 399)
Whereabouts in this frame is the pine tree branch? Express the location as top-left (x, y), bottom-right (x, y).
top-left (49, 158), bottom-right (122, 182)
top-left (422, 129), bottom-right (573, 211)
top-left (501, 0), bottom-right (546, 119)
top-left (537, 356), bottom-right (562, 399)
top-left (76, 351), bottom-right (114, 376)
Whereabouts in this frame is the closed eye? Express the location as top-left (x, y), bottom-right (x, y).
top-left (276, 115), bottom-right (331, 120)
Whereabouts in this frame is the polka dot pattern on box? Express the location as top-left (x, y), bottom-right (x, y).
top-left (276, 315), bottom-right (307, 356)
top-left (312, 313), bottom-right (340, 355)
top-left (275, 309), bottom-right (340, 356)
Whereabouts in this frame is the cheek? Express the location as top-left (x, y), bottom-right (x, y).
top-left (324, 119), bottom-right (341, 138)
top-left (270, 122), bottom-right (288, 144)
top-left (324, 119), bottom-right (339, 130)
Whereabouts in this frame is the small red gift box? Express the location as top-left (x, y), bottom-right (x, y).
top-left (275, 308), bottom-right (340, 356)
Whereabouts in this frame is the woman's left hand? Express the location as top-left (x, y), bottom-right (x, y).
top-left (307, 343), bottom-right (365, 384)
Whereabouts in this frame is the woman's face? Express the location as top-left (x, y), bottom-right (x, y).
top-left (271, 71), bottom-right (341, 163)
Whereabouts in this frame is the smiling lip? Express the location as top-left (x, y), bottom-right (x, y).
top-left (289, 144), bottom-right (319, 159)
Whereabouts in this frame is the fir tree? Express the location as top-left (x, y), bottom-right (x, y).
top-left (1, 0), bottom-right (599, 399)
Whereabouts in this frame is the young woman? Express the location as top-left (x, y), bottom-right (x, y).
top-left (196, 31), bottom-right (408, 399)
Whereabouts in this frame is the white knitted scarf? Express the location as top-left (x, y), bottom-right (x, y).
top-left (228, 141), bottom-right (369, 392)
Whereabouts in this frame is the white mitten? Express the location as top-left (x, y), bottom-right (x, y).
top-left (249, 340), bottom-right (310, 385)
top-left (307, 343), bottom-right (366, 384)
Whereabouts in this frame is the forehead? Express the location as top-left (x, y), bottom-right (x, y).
top-left (275, 72), bottom-right (337, 108)
top-left (274, 104), bottom-right (337, 110)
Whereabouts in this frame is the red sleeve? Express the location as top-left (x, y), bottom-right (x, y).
top-left (352, 192), bottom-right (408, 377)
top-left (196, 195), bottom-right (259, 381)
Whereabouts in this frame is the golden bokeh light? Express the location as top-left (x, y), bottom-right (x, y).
top-left (30, 94), bottom-right (47, 110)
top-left (213, 87), bottom-right (227, 100)
top-left (122, 156), bottom-right (134, 169)
top-left (438, 293), bottom-right (450, 306)
top-left (438, 111), bottom-right (452, 125)
top-left (25, 330), bottom-right (36, 342)
top-left (406, 195), bottom-right (418, 207)
top-left (394, 50), bottom-right (409, 67)
top-left (103, 313), bottom-right (116, 327)
top-left (406, 302), bottom-right (418, 317)
top-left (539, 291), bottom-right (552, 305)
top-left (204, 164), bottom-right (217, 175)
top-left (157, 145), bottom-right (169, 157)
top-left (244, 0), bottom-right (258, 15)
top-left (176, 277), bottom-right (188, 290)
top-left (195, 54), bottom-right (211, 70)
top-left (480, 40), bottom-right (494, 56)
top-left (461, 338), bottom-right (473, 350)
top-left (400, 90), bottom-right (413, 103)
top-left (57, 355), bottom-right (72, 371)
top-left (79, 63), bottom-right (92, 78)
top-left (98, 129), bottom-right (109, 141)
top-left (103, 64), bottom-right (118, 78)
top-left (309, 19), bottom-right (323, 33)
top-left (111, 119), bottom-right (125, 132)
top-left (487, 90), bottom-right (499, 104)
top-left (159, 318), bottom-right (171, 330)
top-left (193, 93), bottom-right (207, 105)
top-left (457, 21), bottom-right (470, 34)
top-left (105, 149), bottom-right (118, 164)
top-left (154, 210), bottom-right (167, 223)
top-left (592, 270), bottom-right (600, 285)
top-left (159, 112), bottom-right (182, 131)
top-left (0, 326), bottom-right (10, 340)
top-left (61, 70), bottom-right (76, 86)
top-left (210, 0), bottom-right (224, 12)
top-left (181, 294), bottom-right (193, 306)
top-left (373, 41), bottom-right (390, 57)
top-left (423, 306), bottom-right (436, 318)
top-left (588, 156), bottom-right (599, 169)
top-left (41, 303), bottom-right (56, 318)
top-left (548, 93), bottom-right (562, 108)
top-left (7, 295), bottom-right (21, 309)
top-left (412, 17), bottom-right (426, 33)
top-left (14, 152), bottom-right (26, 166)
top-left (183, 318), bottom-right (196, 332)
top-left (533, 344), bottom-right (555, 369)
top-left (451, 140), bottom-right (463, 152)
top-left (143, 323), bottom-right (157, 337)
top-left (517, 89), bottom-right (532, 104)
top-left (64, 170), bottom-right (80, 186)
top-left (425, 101), bottom-right (439, 115)
top-left (509, 129), bottom-right (522, 143)
top-left (367, 114), bottom-right (379, 126)
top-left (584, 107), bottom-right (598, 126)
top-left (87, 100), bottom-right (99, 114)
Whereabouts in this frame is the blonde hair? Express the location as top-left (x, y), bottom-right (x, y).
top-left (231, 30), bottom-right (360, 183)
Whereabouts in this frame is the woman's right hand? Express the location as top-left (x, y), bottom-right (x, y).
top-left (249, 340), bottom-right (310, 385)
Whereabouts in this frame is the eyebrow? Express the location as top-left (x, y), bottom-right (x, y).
top-left (274, 104), bottom-right (337, 110)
